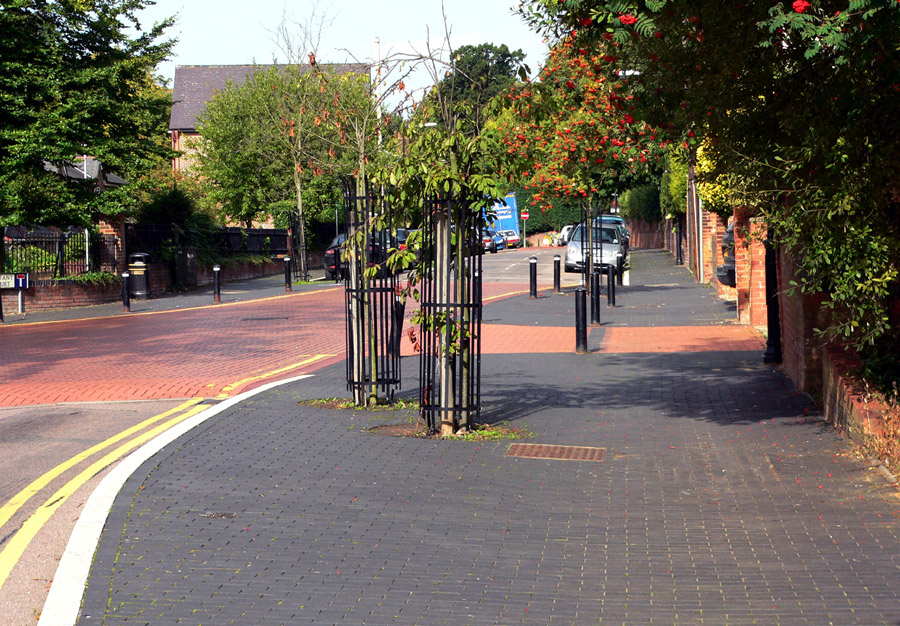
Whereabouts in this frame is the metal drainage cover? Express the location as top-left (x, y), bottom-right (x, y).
top-left (507, 443), bottom-right (605, 462)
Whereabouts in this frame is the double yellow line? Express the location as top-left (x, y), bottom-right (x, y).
top-left (0, 398), bottom-right (207, 590)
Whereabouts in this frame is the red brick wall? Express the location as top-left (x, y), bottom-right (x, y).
top-left (778, 250), bottom-right (831, 396)
top-left (1, 281), bottom-right (122, 313)
top-left (626, 219), bottom-right (665, 249)
top-left (748, 220), bottom-right (768, 327)
top-left (97, 215), bottom-right (126, 270)
top-left (822, 345), bottom-right (885, 446)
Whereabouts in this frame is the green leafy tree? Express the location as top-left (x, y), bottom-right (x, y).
top-left (0, 0), bottom-right (174, 227)
top-left (197, 64), bottom-right (370, 279)
top-left (432, 43), bottom-right (528, 132)
top-left (620, 184), bottom-right (661, 224)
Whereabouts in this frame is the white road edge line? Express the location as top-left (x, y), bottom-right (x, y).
top-left (38, 374), bottom-right (315, 626)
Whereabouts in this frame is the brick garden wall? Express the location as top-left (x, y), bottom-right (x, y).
top-left (1, 281), bottom-right (122, 313)
top-left (1, 259), bottom-right (285, 314)
top-left (626, 219), bottom-right (665, 249)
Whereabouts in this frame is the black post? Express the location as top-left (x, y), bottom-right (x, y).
top-left (284, 256), bottom-right (292, 292)
top-left (0, 288), bottom-right (4, 323)
top-left (763, 230), bottom-right (783, 364)
top-left (575, 286), bottom-right (587, 354)
top-left (553, 255), bottom-right (561, 294)
top-left (122, 271), bottom-right (131, 312)
top-left (607, 265), bottom-right (616, 307)
top-left (529, 256), bottom-right (538, 298)
top-left (213, 265), bottom-right (221, 303)
top-left (616, 257), bottom-right (623, 285)
top-left (590, 271), bottom-right (601, 325)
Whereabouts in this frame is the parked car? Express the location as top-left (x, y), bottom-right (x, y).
top-left (600, 215), bottom-right (630, 251)
top-left (558, 224), bottom-right (574, 246)
top-left (716, 221), bottom-right (736, 287)
top-left (500, 230), bottom-right (521, 248)
top-left (482, 229), bottom-right (506, 253)
top-left (564, 223), bottom-right (625, 275)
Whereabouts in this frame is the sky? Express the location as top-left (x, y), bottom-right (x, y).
top-left (136, 0), bottom-right (550, 92)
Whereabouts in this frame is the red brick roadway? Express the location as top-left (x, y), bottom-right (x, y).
top-left (0, 283), bottom-right (763, 408)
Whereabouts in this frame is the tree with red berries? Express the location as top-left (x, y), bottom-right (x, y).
top-left (499, 38), bottom-right (664, 217)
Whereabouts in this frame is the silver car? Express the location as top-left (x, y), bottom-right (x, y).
top-left (564, 223), bottom-right (624, 273)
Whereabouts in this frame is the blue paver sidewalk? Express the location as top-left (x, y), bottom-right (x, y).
top-left (75, 251), bottom-right (900, 625)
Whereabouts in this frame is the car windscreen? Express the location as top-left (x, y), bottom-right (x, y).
top-left (571, 225), bottom-right (619, 244)
top-left (327, 234), bottom-right (346, 248)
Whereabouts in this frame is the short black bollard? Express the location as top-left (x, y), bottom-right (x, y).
top-left (607, 265), bottom-right (616, 307)
top-left (575, 286), bottom-right (588, 354)
top-left (553, 255), bottom-right (561, 293)
top-left (213, 264), bottom-right (221, 303)
top-left (283, 256), bottom-right (292, 292)
top-left (122, 271), bottom-right (131, 312)
top-left (616, 258), bottom-right (624, 285)
top-left (590, 272), bottom-right (601, 325)
top-left (529, 256), bottom-right (538, 298)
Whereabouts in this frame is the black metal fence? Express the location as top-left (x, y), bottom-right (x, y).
top-left (2, 230), bottom-right (119, 279)
top-left (340, 177), bottom-right (402, 405)
top-left (418, 189), bottom-right (483, 434)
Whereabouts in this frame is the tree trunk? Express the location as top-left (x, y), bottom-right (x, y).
top-left (436, 211), bottom-right (456, 436)
top-left (292, 167), bottom-right (309, 281)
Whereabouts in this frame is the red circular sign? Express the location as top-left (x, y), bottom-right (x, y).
top-left (521, 210), bottom-right (530, 220)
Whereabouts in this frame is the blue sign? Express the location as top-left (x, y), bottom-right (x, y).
top-left (487, 192), bottom-right (520, 235)
top-left (0, 273), bottom-right (29, 289)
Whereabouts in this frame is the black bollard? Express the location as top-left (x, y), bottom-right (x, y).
top-left (122, 271), bottom-right (131, 312)
top-left (284, 256), bottom-right (292, 292)
top-left (0, 287), bottom-right (4, 323)
top-left (575, 287), bottom-right (587, 354)
top-left (590, 272), bottom-right (601, 325)
top-left (607, 265), bottom-right (616, 307)
top-left (553, 255), bottom-right (561, 293)
top-left (616, 257), bottom-right (624, 285)
top-left (529, 256), bottom-right (538, 298)
top-left (213, 264), bottom-right (221, 303)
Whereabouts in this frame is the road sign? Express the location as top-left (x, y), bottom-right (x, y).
top-left (521, 210), bottom-right (530, 220)
top-left (0, 273), bottom-right (29, 289)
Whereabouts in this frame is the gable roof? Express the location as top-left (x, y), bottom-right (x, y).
top-left (42, 157), bottom-right (127, 187)
top-left (169, 63), bottom-right (371, 133)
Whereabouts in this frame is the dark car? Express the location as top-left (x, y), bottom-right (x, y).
top-left (716, 221), bottom-right (736, 287)
top-left (324, 233), bottom-right (347, 280)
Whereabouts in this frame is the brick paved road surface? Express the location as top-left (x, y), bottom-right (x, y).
top-left (71, 250), bottom-right (900, 625)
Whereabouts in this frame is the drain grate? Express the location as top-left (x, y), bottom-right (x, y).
top-left (506, 443), bottom-right (605, 462)
top-left (202, 512), bottom-right (238, 519)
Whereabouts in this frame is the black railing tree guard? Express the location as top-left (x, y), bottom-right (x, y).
top-left (340, 177), bottom-right (402, 406)
top-left (418, 190), bottom-right (483, 435)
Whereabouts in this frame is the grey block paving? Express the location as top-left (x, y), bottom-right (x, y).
top-left (77, 251), bottom-right (900, 625)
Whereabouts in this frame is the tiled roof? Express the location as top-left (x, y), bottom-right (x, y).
top-left (169, 63), bottom-right (370, 132)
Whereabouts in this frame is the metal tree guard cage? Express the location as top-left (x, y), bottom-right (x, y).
top-left (418, 190), bottom-right (483, 434)
top-left (340, 177), bottom-right (402, 404)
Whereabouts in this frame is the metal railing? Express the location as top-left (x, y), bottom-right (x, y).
top-left (2, 231), bottom-right (119, 279)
